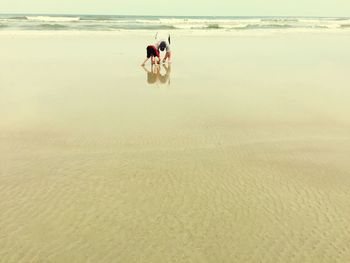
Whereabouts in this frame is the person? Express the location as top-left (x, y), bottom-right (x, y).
top-left (141, 44), bottom-right (160, 66)
top-left (156, 35), bottom-right (171, 63)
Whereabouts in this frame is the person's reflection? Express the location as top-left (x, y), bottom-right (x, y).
top-left (142, 64), bottom-right (171, 86)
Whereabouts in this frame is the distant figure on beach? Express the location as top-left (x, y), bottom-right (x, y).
top-left (155, 33), bottom-right (171, 63)
top-left (142, 64), bottom-right (171, 86)
top-left (141, 45), bottom-right (161, 66)
top-left (141, 33), bottom-right (171, 66)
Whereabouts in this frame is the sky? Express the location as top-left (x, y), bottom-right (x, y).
top-left (0, 0), bottom-right (349, 17)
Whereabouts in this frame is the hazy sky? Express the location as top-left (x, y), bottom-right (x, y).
top-left (1, 0), bottom-right (349, 16)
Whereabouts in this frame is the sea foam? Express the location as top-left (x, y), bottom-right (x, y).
top-left (0, 15), bottom-right (349, 32)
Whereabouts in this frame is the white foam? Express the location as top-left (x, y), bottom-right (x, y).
top-left (26, 16), bottom-right (80, 22)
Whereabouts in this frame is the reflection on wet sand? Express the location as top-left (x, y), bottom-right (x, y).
top-left (142, 64), bottom-right (171, 86)
top-left (2, 33), bottom-right (350, 263)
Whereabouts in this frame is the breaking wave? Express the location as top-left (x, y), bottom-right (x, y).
top-left (25, 16), bottom-right (80, 22)
top-left (36, 24), bottom-right (68, 30)
top-left (0, 14), bottom-right (349, 32)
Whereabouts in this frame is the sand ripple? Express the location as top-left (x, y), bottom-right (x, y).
top-left (1, 131), bottom-right (350, 262)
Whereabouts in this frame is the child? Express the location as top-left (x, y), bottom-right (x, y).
top-left (141, 45), bottom-right (160, 66)
top-left (156, 34), bottom-right (171, 63)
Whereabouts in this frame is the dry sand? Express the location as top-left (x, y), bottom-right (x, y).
top-left (1, 31), bottom-right (350, 262)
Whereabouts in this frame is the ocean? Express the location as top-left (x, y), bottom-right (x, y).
top-left (0, 14), bottom-right (350, 32)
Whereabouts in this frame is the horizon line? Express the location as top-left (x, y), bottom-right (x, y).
top-left (0, 13), bottom-right (349, 18)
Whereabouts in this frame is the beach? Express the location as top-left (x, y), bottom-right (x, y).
top-left (1, 30), bottom-right (350, 262)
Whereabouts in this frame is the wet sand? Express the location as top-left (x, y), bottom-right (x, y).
top-left (1, 32), bottom-right (350, 262)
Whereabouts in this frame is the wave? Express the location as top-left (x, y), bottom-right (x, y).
top-left (78, 24), bottom-right (118, 31)
top-left (116, 24), bottom-right (176, 30)
top-left (8, 16), bottom-right (28, 20)
top-left (238, 24), bottom-right (294, 30)
top-left (206, 24), bottom-right (221, 29)
top-left (36, 24), bottom-right (68, 30)
top-left (25, 16), bottom-right (80, 22)
top-left (1, 15), bottom-right (350, 32)
top-left (313, 25), bottom-right (329, 29)
top-left (261, 18), bottom-right (299, 22)
top-left (39, 24), bottom-right (175, 31)
top-left (79, 15), bottom-right (122, 21)
top-left (327, 17), bottom-right (350, 21)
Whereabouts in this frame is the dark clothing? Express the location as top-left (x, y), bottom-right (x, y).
top-left (146, 45), bottom-right (160, 58)
top-left (156, 40), bottom-right (171, 52)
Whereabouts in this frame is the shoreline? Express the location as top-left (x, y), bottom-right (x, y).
top-left (1, 28), bottom-right (350, 37)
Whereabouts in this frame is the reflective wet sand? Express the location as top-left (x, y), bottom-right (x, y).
top-left (1, 32), bottom-right (350, 262)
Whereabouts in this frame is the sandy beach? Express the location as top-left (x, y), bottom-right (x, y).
top-left (1, 31), bottom-right (350, 262)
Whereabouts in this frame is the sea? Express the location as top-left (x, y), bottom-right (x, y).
top-left (0, 14), bottom-right (350, 32)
